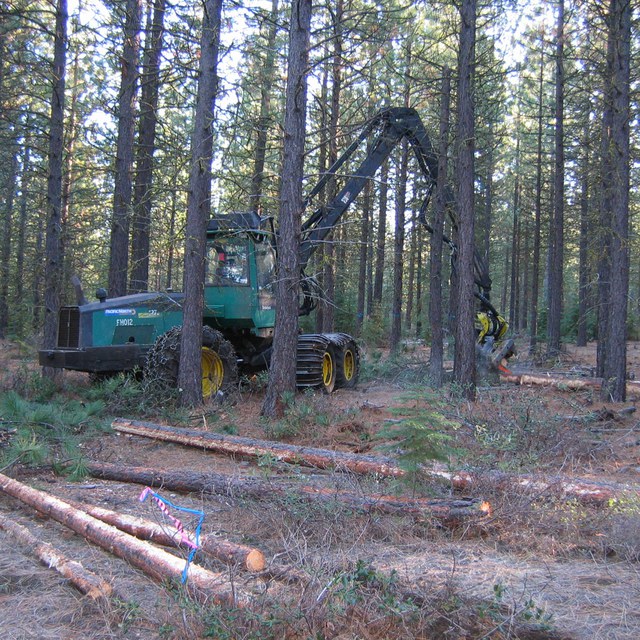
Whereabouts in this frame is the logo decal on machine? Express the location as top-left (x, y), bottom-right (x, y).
top-left (105, 309), bottom-right (136, 316)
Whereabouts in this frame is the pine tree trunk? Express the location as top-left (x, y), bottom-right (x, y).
top-left (129, 0), bottom-right (166, 293)
top-left (42, 0), bottom-right (67, 378)
top-left (390, 139), bottom-right (408, 351)
top-left (355, 177), bottom-right (371, 335)
top-left (108, 0), bottom-right (141, 297)
top-left (15, 123), bottom-right (31, 313)
top-left (0, 133), bottom-right (17, 338)
top-left (405, 206), bottom-right (417, 330)
top-left (577, 145), bottom-right (590, 347)
top-left (601, 0), bottom-right (631, 402)
top-left (262, 0), bottom-right (312, 417)
top-left (313, 54), bottom-right (329, 334)
top-left (320, 0), bottom-right (343, 334)
top-left (429, 67), bottom-right (451, 387)
top-left (596, 10), bottom-right (615, 378)
top-left (508, 126), bottom-right (521, 331)
top-left (529, 44), bottom-right (545, 355)
top-left (373, 160), bottom-right (388, 306)
top-left (415, 226), bottom-right (423, 339)
top-left (249, 0), bottom-right (279, 212)
top-left (59, 41), bottom-right (81, 306)
top-left (178, 0), bottom-right (223, 407)
top-left (481, 123), bottom-right (494, 266)
top-left (546, 0), bottom-right (564, 357)
top-left (453, 0), bottom-right (477, 399)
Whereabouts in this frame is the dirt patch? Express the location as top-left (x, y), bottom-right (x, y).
top-left (1, 340), bottom-right (640, 638)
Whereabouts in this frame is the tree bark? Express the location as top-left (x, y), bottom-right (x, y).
top-left (0, 473), bottom-right (244, 603)
top-left (373, 160), bottom-right (389, 306)
top-left (0, 512), bottom-right (113, 599)
top-left (0, 129), bottom-right (18, 338)
top-left (429, 467), bottom-right (640, 506)
top-left (596, 25), bottom-right (614, 379)
top-left (529, 40), bottom-right (545, 356)
top-left (355, 176), bottom-right (371, 335)
top-left (318, 0), bottom-right (343, 334)
top-left (389, 139), bottom-right (408, 352)
top-left (178, 0), bottom-right (223, 407)
top-left (508, 118), bottom-right (521, 331)
top-left (405, 206), bottom-right (417, 330)
top-left (67, 499), bottom-right (265, 571)
top-left (42, 0), bottom-right (68, 378)
top-left (453, 0), bottom-right (477, 399)
top-left (601, 0), bottom-right (631, 402)
top-left (546, 0), bottom-right (565, 358)
top-left (112, 417), bottom-right (405, 476)
top-left (129, 0), bottom-right (166, 293)
top-left (501, 372), bottom-right (640, 397)
top-left (108, 0), bottom-right (142, 298)
top-left (15, 120), bottom-right (31, 313)
top-left (429, 67), bottom-right (451, 386)
top-left (77, 461), bottom-right (491, 525)
top-left (262, 0), bottom-right (312, 417)
top-left (249, 0), bottom-right (279, 212)
top-left (577, 141), bottom-right (590, 347)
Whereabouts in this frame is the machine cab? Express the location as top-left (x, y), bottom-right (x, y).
top-left (204, 212), bottom-right (277, 336)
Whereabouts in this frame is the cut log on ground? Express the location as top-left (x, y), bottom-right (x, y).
top-left (0, 473), bottom-right (247, 603)
top-left (111, 417), bottom-right (633, 508)
top-left (426, 467), bottom-right (640, 506)
top-left (66, 498), bottom-right (266, 571)
top-left (0, 510), bottom-right (112, 599)
top-left (501, 373), bottom-right (640, 397)
top-left (112, 417), bottom-right (404, 477)
top-left (79, 461), bottom-right (491, 526)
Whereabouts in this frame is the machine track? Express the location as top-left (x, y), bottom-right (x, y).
top-left (296, 333), bottom-right (360, 393)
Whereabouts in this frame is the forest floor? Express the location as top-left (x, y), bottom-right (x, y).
top-left (0, 338), bottom-right (639, 639)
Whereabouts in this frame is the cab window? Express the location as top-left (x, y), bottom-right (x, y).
top-left (206, 237), bottom-right (249, 286)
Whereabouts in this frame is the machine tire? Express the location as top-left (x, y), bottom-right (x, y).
top-left (320, 346), bottom-right (337, 394)
top-left (336, 340), bottom-right (359, 389)
top-left (145, 326), bottom-right (238, 400)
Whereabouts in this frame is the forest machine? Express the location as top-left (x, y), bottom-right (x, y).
top-left (39, 107), bottom-right (513, 397)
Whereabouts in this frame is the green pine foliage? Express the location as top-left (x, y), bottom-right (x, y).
top-left (375, 391), bottom-right (460, 477)
top-left (0, 390), bottom-right (107, 473)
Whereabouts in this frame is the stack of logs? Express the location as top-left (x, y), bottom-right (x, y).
top-left (0, 472), bottom-right (264, 603)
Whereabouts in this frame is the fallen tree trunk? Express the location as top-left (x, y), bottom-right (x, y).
top-left (66, 499), bottom-right (266, 572)
top-left (112, 418), bottom-right (404, 477)
top-left (0, 473), bottom-right (247, 603)
top-left (501, 373), bottom-right (640, 396)
top-left (111, 417), bottom-right (632, 508)
top-left (426, 467), bottom-right (640, 505)
top-left (0, 511), bottom-right (112, 599)
top-left (79, 461), bottom-right (491, 525)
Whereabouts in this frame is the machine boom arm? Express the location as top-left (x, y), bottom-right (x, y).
top-left (299, 106), bottom-right (494, 306)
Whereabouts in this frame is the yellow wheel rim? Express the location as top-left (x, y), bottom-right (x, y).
top-left (322, 351), bottom-right (334, 389)
top-left (202, 347), bottom-right (224, 398)
top-left (342, 349), bottom-right (355, 381)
